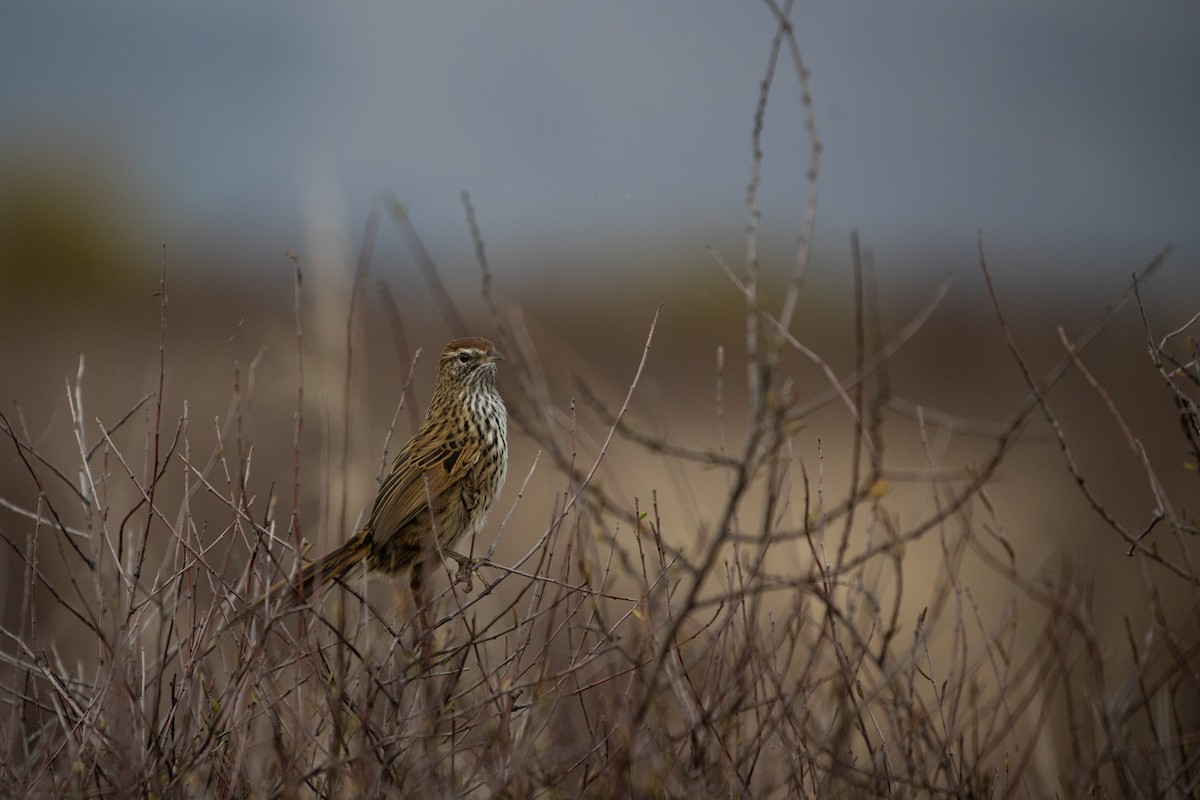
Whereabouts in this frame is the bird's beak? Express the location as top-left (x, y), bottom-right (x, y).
top-left (486, 348), bottom-right (504, 363)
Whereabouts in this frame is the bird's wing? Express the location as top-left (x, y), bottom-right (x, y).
top-left (364, 416), bottom-right (482, 538)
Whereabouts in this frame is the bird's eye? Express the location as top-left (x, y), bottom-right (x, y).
top-left (458, 352), bottom-right (471, 364)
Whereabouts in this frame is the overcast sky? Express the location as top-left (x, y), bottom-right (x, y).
top-left (3, 2), bottom-right (1198, 284)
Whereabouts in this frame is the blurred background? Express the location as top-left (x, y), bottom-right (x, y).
top-left (2, 2), bottom-right (1197, 293)
top-left (1, 1), bottom-right (1198, 743)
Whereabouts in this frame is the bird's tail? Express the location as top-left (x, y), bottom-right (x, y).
top-left (233, 531), bottom-right (371, 624)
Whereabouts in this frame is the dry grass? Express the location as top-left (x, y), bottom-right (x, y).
top-left (3, 230), bottom-right (1196, 800)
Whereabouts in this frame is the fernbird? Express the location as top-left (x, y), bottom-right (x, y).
top-left (241, 337), bottom-right (508, 621)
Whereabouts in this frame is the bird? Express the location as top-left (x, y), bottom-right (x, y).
top-left (238, 337), bottom-right (508, 623)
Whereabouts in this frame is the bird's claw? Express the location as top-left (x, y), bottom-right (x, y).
top-left (444, 550), bottom-right (483, 593)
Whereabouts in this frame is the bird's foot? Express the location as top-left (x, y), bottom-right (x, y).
top-left (443, 550), bottom-right (483, 593)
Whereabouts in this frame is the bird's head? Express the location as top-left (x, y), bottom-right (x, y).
top-left (437, 337), bottom-right (503, 389)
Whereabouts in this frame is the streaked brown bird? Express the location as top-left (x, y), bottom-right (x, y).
top-left (242, 337), bottom-right (508, 620)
